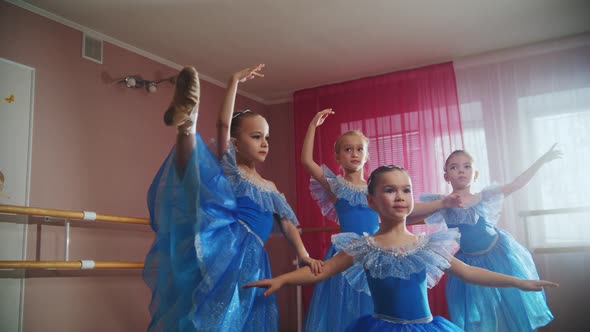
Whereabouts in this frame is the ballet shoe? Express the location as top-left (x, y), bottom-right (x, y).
top-left (163, 66), bottom-right (200, 130)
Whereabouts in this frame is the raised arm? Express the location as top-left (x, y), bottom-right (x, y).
top-left (500, 143), bottom-right (562, 197)
top-left (279, 218), bottom-right (324, 274)
top-left (447, 257), bottom-right (558, 291)
top-left (301, 109), bottom-right (335, 196)
top-left (407, 194), bottom-right (464, 224)
top-left (244, 251), bottom-right (354, 296)
top-left (216, 64), bottom-right (265, 159)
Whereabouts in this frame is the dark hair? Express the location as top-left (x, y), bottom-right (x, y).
top-left (444, 150), bottom-right (474, 172)
top-left (230, 110), bottom-right (264, 137)
top-left (367, 164), bottom-right (407, 194)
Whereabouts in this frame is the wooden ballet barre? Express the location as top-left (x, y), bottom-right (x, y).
top-left (0, 260), bottom-right (144, 270)
top-left (0, 204), bottom-right (149, 225)
top-left (519, 206), bottom-right (590, 217)
top-left (299, 226), bottom-right (341, 233)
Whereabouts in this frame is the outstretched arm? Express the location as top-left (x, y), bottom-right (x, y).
top-left (448, 257), bottom-right (558, 291)
top-left (279, 218), bottom-right (324, 274)
top-left (407, 194), bottom-right (463, 224)
top-left (301, 109), bottom-right (336, 199)
top-left (216, 64), bottom-right (265, 159)
top-left (500, 143), bottom-right (562, 197)
top-left (244, 251), bottom-right (354, 296)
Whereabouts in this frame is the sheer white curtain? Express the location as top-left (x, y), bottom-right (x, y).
top-left (453, 33), bottom-right (590, 248)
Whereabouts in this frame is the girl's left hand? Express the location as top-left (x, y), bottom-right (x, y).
top-left (517, 279), bottom-right (559, 291)
top-left (243, 278), bottom-right (283, 297)
top-left (232, 64), bottom-right (265, 83)
top-left (442, 193), bottom-right (464, 208)
top-left (540, 143), bottom-right (563, 163)
top-left (298, 256), bottom-right (324, 275)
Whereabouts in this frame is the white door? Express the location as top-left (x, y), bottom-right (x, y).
top-left (0, 58), bottom-right (35, 332)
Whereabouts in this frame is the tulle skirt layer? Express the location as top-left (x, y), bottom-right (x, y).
top-left (448, 227), bottom-right (553, 332)
top-left (345, 315), bottom-right (462, 332)
top-left (304, 244), bottom-right (374, 332)
top-left (143, 134), bottom-right (277, 332)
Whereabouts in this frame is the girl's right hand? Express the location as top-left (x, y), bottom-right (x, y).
top-left (298, 256), bottom-right (325, 275)
top-left (232, 64), bottom-right (265, 83)
top-left (243, 278), bottom-right (284, 297)
top-left (311, 109), bottom-right (335, 128)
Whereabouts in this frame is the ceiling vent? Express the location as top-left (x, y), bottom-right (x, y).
top-left (82, 33), bottom-right (103, 64)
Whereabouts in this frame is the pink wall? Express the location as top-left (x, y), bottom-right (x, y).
top-left (1, 2), bottom-right (298, 331)
top-left (263, 102), bottom-right (299, 330)
top-left (263, 102), bottom-right (297, 208)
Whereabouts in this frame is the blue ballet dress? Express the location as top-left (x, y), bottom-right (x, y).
top-left (421, 186), bottom-right (554, 332)
top-left (304, 166), bottom-right (379, 332)
top-left (143, 133), bottom-right (299, 332)
top-left (334, 228), bottom-right (463, 331)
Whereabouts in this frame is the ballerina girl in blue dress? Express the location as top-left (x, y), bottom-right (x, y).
top-left (302, 109), bottom-right (464, 331)
top-left (245, 164), bottom-right (558, 332)
top-left (419, 147), bottom-right (561, 331)
top-left (143, 64), bottom-right (323, 332)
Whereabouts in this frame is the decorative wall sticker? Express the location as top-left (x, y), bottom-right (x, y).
top-left (0, 169), bottom-right (10, 200)
top-left (4, 94), bottom-right (14, 104)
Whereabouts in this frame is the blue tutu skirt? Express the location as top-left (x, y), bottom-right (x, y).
top-left (143, 134), bottom-right (277, 332)
top-left (448, 227), bottom-right (553, 331)
top-left (304, 244), bottom-right (374, 332)
top-left (345, 315), bottom-right (462, 332)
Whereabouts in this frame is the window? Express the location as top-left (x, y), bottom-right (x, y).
top-left (520, 88), bottom-right (590, 248)
top-left (458, 102), bottom-right (491, 192)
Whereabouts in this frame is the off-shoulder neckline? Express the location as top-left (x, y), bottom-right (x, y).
top-left (364, 235), bottom-right (428, 257)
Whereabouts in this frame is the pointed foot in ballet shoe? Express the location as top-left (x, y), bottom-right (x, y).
top-left (164, 66), bottom-right (200, 127)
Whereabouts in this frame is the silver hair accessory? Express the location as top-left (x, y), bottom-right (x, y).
top-left (232, 110), bottom-right (252, 119)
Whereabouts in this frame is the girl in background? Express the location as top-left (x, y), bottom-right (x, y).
top-left (419, 146), bottom-right (561, 331)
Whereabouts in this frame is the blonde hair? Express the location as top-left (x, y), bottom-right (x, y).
top-left (444, 150), bottom-right (475, 172)
top-left (334, 130), bottom-right (369, 154)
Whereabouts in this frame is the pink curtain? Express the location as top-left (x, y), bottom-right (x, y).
top-left (293, 62), bottom-right (463, 317)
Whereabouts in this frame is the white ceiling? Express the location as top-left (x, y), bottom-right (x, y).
top-left (13, 0), bottom-right (590, 103)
